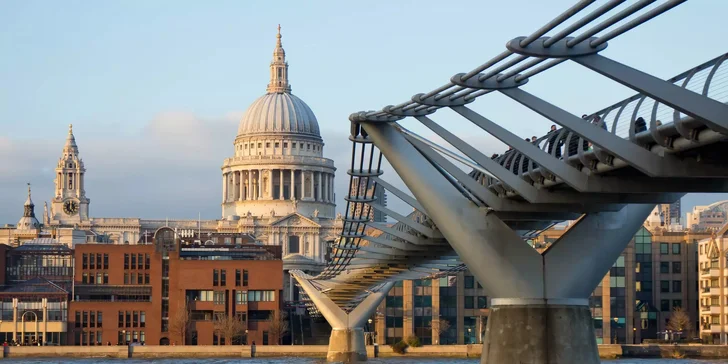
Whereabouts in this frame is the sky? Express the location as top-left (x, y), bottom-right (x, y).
top-left (1, 0), bottom-right (727, 224)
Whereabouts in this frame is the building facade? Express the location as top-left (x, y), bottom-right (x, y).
top-left (375, 206), bottom-right (704, 345)
top-left (0, 230), bottom-right (283, 346)
top-left (698, 224), bottom-right (728, 344)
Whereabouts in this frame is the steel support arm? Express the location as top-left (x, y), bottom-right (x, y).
top-left (450, 105), bottom-right (590, 191)
top-left (543, 203), bottom-right (659, 298)
top-left (294, 274), bottom-right (394, 329)
top-left (370, 177), bottom-right (425, 212)
top-left (362, 121), bottom-right (545, 298)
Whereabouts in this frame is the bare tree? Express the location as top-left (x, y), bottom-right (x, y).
top-left (213, 313), bottom-right (247, 345)
top-left (667, 307), bottom-right (692, 333)
top-left (430, 319), bottom-right (450, 345)
top-left (266, 311), bottom-right (289, 344)
top-left (169, 301), bottom-right (192, 345)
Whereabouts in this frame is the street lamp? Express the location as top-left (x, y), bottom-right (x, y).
top-left (468, 328), bottom-right (472, 344)
top-left (633, 327), bottom-right (637, 345)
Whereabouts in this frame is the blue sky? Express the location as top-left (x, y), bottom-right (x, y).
top-left (1, 0), bottom-right (727, 223)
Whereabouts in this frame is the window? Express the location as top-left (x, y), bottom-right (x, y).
top-left (221, 269), bottom-right (226, 286)
top-left (660, 280), bottom-right (670, 293)
top-left (82, 253), bottom-right (88, 269)
top-left (263, 331), bottom-right (269, 345)
top-left (673, 262), bottom-right (681, 274)
top-left (144, 273), bottom-right (150, 284)
top-left (660, 243), bottom-right (669, 255)
top-left (672, 243), bottom-right (681, 255)
top-left (243, 269), bottom-right (249, 286)
top-left (292, 143), bottom-right (296, 149)
top-left (124, 254), bottom-right (129, 269)
top-left (307, 143), bottom-right (311, 150)
top-left (90, 311), bottom-right (95, 328)
top-left (82, 273), bottom-right (88, 284)
top-left (299, 143), bottom-right (303, 149)
top-left (140, 312), bottom-right (146, 327)
top-left (236, 290), bottom-right (248, 304)
top-left (75, 311), bottom-right (81, 328)
top-left (213, 291), bottom-right (226, 305)
top-left (98, 312), bottom-right (103, 328)
top-left (247, 290), bottom-right (275, 302)
top-left (258, 143), bottom-right (262, 148)
top-left (133, 311), bottom-right (138, 327)
top-left (118, 311), bottom-right (123, 327)
top-left (660, 262), bottom-right (669, 274)
top-left (82, 311), bottom-right (88, 327)
top-left (477, 296), bottom-right (488, 309)
top-left (104, 273), bottom-right (109, 284)
top-left (283, 142), bottom-right (288, 148)
top-left (236, 269), bottom-right (241, 286)
top-left (103, 254), bottom-right (109, 269)
top-left (464, 275), bottom-right (474, 289)
top-left (89, 254), bottom-right (95, 269)
top-left (123, 273), bottom-right (129, 285)
top-left (213, 269), bottom-right (219, 286)
top-left (145, 254), bottom-right (150, 269)
top-left (97, 254), bottom-right (102, 269)
top-left (266, 142), bottom-right (270, 148)
top-left (464, 296), bottom-right (474, 309)
top-left (97, 272), bottom-right (103, 284)
top-left (672, 300), bottom-right (682, 308)
top-left (131, 254), bottom-right (136, 269)
top-left (673, 280), bottom-right (682, 293)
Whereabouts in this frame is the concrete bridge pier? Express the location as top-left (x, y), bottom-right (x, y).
top-left (360, 121), bottom-right (658, 364)
top-left (294, 275), bottom-right (393, 362)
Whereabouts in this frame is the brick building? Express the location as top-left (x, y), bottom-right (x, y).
top-left (0, 229), bottom-right (283, 346)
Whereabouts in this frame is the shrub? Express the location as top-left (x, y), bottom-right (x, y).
top-left (391, 340), bottom-right (408, 354)
top-left (405, 335), bottom-right (421, 348)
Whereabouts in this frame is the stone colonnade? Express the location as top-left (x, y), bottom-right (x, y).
top-left (222, 169), bottom-right (334, 203)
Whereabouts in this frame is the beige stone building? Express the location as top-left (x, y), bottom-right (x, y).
top-left (0, 27), bottom-right (342, 302)
top-left (698, 224), bottom-right (728, 344)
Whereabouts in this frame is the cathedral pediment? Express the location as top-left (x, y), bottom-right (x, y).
top-left (270, 213), bottom-right (321, 228)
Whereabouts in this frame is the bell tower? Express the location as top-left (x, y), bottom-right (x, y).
top-left (51, 124), bottom-right (90, 225)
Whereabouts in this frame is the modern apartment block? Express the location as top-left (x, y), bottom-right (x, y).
top-left (698, 225), bottom-right (728, 344)
top-left (535, 217), bottom-right (705, 344)
top-left (0, 230), bottom-right (283, 346)
top-left (373, 272), bottom-right (489, 345)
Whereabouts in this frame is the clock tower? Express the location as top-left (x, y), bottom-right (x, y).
top-left (51, 124), bottom-right (90, 225)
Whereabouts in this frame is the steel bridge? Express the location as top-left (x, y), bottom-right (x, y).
top-left (292, 1), bottom-right (728, 362)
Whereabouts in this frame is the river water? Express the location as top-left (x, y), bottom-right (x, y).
top-left (0, 359), bottom-right (725, 363)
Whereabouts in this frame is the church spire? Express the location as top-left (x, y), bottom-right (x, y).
top-left (63, 124), bottom-right (79, 157)
top-left (266, 24), bottom-right (291, 94)
top-left (23, 183), bottom-right (35, 218)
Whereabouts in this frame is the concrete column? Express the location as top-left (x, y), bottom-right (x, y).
top-left (257, 169), bottom-right (262, 200)
top-left (12, 298), bottom-right (17, 342)
top-left (243, 171), bottom-right (245, 201)
top-left (267, 170), bottom-right (273, 200)
top-left (294, 274), bottom-right (393, 362)
top-left (322, 173), bottom-right (328, 203)
top-left (247, 171), bottom-right (253, 200)
top-left (316, 172), bottom-right (322, 202)
top-left (300, 170), bottom-right (305, 200)
top-left (222, 173), bottom-right (227, 203)
top-left (42, 298), bottom-right (47, 343)
top-left (290, 169), bottom-right (296, 200)
top-left (279, 169), bottom-right (285, 200)
top-left (330, 174), bottom-right (335, 202)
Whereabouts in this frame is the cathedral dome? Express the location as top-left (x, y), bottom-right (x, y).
top-left (237, 92), bottom-right (320, 137)
top-left (236, 25), bottom-right (321, 139)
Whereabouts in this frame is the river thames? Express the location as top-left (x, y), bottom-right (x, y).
top-left (0, 359), bottom-right (726, 363)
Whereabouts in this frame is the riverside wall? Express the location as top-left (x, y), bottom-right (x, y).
top-left (2, 344), bottom-right (728, 359)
